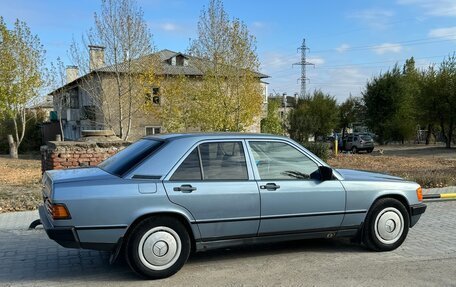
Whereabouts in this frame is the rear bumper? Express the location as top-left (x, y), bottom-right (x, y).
top-left (39, 205), bottom-right (80, 249)
top-left (410, 203), bottom-right (427, 227)
top-left (39, 205), bottom-right (120, 251)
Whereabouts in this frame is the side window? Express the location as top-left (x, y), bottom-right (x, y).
top-left (199, 142), bottom-right (248, 180)
top-left (170, 148), bottom-right (202, 180)
top-left (248, 141), bottom-right (319, 180)
top-left (354, 136), bottom-right (358, 141)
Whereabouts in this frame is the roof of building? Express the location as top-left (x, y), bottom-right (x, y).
top-left (95, 49), bottom-right (268, 77)
top-left (30, 95), bottom-right (53, 109)
top-left (50, 49), bottom-right (268, 95)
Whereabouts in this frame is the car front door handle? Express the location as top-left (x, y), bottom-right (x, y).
top-left (260, 183), bottom-right (280, 190)
top-left (173, 184), bottom-right (197, 193)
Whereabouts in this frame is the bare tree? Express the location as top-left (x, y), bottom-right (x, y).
top-left (49, 58), bottom-right (67, 140)
top-left (69, 0), bottom-right (157, 140)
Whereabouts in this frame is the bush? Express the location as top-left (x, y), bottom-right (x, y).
top-left (302, 142), bottom-right (330, 162)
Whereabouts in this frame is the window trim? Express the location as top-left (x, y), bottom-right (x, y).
top-left (245, 139), bottom-right (324, 181)
top-left (165, 139), bottom-right (254, 182)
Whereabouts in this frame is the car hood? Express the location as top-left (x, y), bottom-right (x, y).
top-left (44, 167), bottom-right (117, 184)
top-left (335, 168), bottom-right (404, 182)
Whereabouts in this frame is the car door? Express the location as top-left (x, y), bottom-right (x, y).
top-left (163, 140), bottom-right (260, 241)
top-left (246, 140), bottom-right (346, 236)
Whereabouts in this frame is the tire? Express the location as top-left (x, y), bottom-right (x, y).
top-left (126, 217), bottom-right (191, 279)
top-left (362, 198), bottom-right (409, 252)
top-left (351, 146), bottom-right (358, 154)
top-left (367, 148), bottom-right (374, 153)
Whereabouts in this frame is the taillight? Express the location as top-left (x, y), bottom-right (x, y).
top-left (50, 203), bottom-right (71, 220)
top-left (416, 187), bottom-right (423, 202)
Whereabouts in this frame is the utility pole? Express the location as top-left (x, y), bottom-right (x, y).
top-left (293, 38), bottom-right (314, 98)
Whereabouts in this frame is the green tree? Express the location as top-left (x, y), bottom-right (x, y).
top-left (435, 54), bottom-right (456, 148)
top-left (416, 66), bottom-right (439, 144)
top-left (144, 74), bottom-right (196, 133)
top-left (261, 98), bottom-right (283, 135)
top-left (288, 90), bottom-right (338, 142)
top-left (189, 0), bottom-right (263, 131)
top-left (363, 61), bottom-right (417, 144)
top-left (338, 95), bottom-right (364, 142)
top-left (0, 17), bottom-right (46, 158)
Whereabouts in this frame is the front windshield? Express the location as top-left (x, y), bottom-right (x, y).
top-left (98, 139), bottom-right (164, 177)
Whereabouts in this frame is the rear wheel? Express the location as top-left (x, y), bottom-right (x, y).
top-left (363, 198), bottom-right (409, 251)
top-left (126, 217), bottom-right (190, 279)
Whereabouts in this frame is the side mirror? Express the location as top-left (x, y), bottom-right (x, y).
top-left (319, 166), bottom-right (333, 181)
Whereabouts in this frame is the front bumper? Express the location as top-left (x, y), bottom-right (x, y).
top-left (38, 205), bottom-right (80, 249)
top-left (410, 203), bottom-right (427, 227)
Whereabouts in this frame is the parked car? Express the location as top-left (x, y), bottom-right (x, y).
top-left (39, 133), bottom-right (426, 279)
top-left (342, 133), bottom-right (375, 153)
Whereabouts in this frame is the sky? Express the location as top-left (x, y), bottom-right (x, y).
top-left (1, 0), bottom-right (456, 102)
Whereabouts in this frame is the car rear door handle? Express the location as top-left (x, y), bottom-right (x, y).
top-left (260, 183), bottom-right (280, 190)
top-left (173, 184), bottom-right (197, 193)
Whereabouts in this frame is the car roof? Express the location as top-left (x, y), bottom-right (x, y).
top-left (143, 132), bottom-right (289, 141)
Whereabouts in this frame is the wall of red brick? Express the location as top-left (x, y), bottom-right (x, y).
top-left (40, 140), bottom-right (130, 173)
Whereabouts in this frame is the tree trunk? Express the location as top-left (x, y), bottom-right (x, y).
top-left (447, 121), bottom-right (453, 148)
top-left (425, 123), bottom-right (432, 145)
top-left (341, 127), bottom-right (346, 150)
top-left (7, 135), bottom-right (18, 159)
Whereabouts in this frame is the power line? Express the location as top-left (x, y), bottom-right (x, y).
top-left (312, 35), bottom-right (456, 54)
top-left (261, 35), bottom-right (456, 71)
top-left (266, 54), bottom-right (446, 77)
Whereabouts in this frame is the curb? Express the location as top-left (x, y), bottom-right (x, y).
top-left (423, 193), bottom-right (456, 200)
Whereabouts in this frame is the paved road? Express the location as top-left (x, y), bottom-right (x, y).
top-left (0, 201), bottom-right (455, 287)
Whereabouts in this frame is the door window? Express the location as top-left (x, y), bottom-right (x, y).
top-left (199, 142), bottom-right (248, 180)
top-left (170, 141), bottom-right (248, 181)
top-left (248, 141), bottom-right (319, 180)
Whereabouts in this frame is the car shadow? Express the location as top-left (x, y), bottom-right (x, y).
top-left (187, 238), bottom-right (367, 264)
top-left (0, 231), bottom-right (367, 285)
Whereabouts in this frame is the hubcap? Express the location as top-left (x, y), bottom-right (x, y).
top-left (374, 207), bottom-right (404, 244)
top-left (138, 226), bottom-right (181, 271)
top-left (153, 241), bottom-right (169, 257)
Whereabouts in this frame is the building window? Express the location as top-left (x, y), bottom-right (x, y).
top-left (145, 87), bottom-right (160, 105)
top-left (145, 126), bottom-right (161, 136)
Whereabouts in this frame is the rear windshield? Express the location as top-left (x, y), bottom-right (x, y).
top-left (360, 135), bottom-right (372, 141)
top-left (98, 139), bottom-right (164, 177)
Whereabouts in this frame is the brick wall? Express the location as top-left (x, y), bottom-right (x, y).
top-left (40, 140), bottom-right (130, 173)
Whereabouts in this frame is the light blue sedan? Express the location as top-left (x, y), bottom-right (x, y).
top-left (39, 133), bottom-right (426, 279)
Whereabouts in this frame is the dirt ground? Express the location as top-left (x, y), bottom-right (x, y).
top-left (0, 155), bottom-right (42, 213)
top-left (0, 144), bottom-right (455, 213)
top-left (329, 145), bottom-right (456, 188)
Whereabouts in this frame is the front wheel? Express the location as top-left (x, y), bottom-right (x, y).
top-left (126, 217), bottom-right (191, 279)
top-left (351, 146), bottom-right (358, 154)
top-left (363, 198), bottom-right (409, 251)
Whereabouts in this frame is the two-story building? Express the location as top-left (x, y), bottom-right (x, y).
top-left (49, 46), bottom-right (269, 140)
